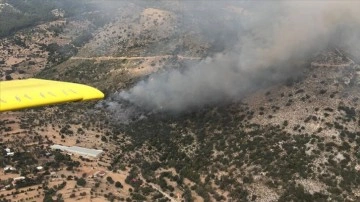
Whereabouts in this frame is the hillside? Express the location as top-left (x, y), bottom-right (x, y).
top-left (0, 0), bottom-right (93, 37)
top-left (99, 49), bottom-right (360, 201)
top-left (1, 1), bottom-right (360, 202)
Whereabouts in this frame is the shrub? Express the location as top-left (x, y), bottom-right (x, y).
top-left (76, 178), bottom-right (86, 187)
top-left (115, 181), bottom-right (123, 188)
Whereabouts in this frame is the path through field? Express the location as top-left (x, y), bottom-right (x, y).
top-left (70, 55), bottom-right (201, 61)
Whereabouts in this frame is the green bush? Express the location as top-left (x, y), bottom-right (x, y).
top-left (76, 178), bottom-right (86, 187)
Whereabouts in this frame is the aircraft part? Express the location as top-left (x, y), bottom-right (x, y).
top-left (0, 78), bottom-right (104, 112)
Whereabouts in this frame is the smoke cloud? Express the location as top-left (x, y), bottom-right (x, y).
top-left (111, 1), bottom-right (360, 113)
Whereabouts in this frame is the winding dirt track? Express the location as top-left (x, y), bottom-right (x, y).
top-left (148, 182), bottom-right (179, 202)
top-left (310, 61), bottom-right (354, 68)
top-left (137, 173), bottom-right (180, 202)
top-left (70, 55), bottom-right (201, 61)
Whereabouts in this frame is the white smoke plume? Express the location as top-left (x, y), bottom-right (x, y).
top-left (113, 1), bottom-right (360, 113)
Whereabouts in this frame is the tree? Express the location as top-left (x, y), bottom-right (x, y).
top-left (115, 181), bottom-right (123, 188)
top-left (106, 176), bottom-right (114, 184)
top-left (5, 75), bottom-right (13, 80)
top-left (183, 188), bottom-right (192, 202)
top-left (43, 194), bottom-right (54, 202)
top-left (76, 178), bottom-right (86, 187)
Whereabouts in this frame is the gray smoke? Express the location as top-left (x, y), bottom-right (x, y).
top-left (114, 1), bottom-right (360, 113)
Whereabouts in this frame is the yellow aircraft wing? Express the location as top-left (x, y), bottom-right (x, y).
top-left (0, 78), bottom-right (104, 112)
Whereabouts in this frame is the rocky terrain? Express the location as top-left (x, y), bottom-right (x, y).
top-left (1, 1), bottom-right (360, 202)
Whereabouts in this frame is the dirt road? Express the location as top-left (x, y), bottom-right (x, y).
top-left (138, 173), bottom-right (180, 202)
top-left (70, 55), bottom-right (201, 61)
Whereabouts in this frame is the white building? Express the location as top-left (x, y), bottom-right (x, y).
top-left (50, 145), bottom-right (103, 158)
top-left (12, 176), bottom-right (26, 185)
top-left (4, 166), bottom-right (16, 171)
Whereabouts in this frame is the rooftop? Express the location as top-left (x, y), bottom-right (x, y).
top-left (50, 145), bottom-right (103, 158)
